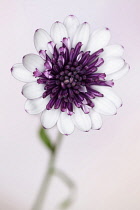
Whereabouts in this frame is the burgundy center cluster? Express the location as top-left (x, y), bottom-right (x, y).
top-left (33, 38), bottom-right (114, 115)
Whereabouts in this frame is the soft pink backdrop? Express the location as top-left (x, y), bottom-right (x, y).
top-left (0, 0), bottom-right (140, 209)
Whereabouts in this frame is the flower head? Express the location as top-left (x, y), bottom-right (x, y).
top-left (11, 15), bottom-right (129, 135)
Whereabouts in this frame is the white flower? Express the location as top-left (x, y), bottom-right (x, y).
top-left (11, 15), bottom-right (129, 135)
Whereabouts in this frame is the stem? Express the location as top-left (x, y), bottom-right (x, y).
top-left (54, 169), bottom-right (76, 209)
top-left (31, 131), bottom-right (63, 210)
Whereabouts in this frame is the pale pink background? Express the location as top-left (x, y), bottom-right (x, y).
top-left (0, 0), bottom-right (140, 209)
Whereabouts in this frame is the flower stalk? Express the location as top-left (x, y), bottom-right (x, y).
top-left (31, 129), bottom-right (63, 210)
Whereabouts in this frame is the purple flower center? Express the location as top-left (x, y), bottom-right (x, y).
top-left (33, 38), bottom-right (114, 115)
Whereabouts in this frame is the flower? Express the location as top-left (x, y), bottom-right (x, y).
top-left (11, 15), bottom-right (129, 135)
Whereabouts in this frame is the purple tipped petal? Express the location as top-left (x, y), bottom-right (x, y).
top-left (94, 58), bottom-right (104, 67)
top-left (44, 61), bottom-right (52, 70)
top-left (82, 105), bottom-right (90, 114)
top-left (62, 37), bottom-right (71, 49)
top-left (39, 50), bottom-right (47, 60)
top-left (33, 68), bottom-right (42, 77)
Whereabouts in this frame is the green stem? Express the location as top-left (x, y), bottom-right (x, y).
top-left (31, 131), bottom-right (63, 210)
top-left (54, 169), bottom-right (76, 209)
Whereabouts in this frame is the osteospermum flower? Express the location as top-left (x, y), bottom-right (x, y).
top-left (11, 15), bottom-right (129, 135)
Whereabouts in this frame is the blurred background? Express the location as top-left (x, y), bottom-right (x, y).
top-left (0, 0), bottom-right (140, 209)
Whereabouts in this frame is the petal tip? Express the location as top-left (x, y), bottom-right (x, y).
top-left (10, 67), bottom-right (13, 73)
top-left (35, 29), bottom-right (39, 33)
top-left (97, 127), bottom-right (102, 130)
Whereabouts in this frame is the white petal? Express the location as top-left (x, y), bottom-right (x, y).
top-left (97, 57), bottom-right (124, 74)
top-left (23, 54), bottom-right (45, 72)
top-left (11, 63), bottom-right (36, 83)
top-left (89, 110), bottom-right (102, 130)
top-left (22, 82), bottom-right (45, 99)
top-left (105, 63), bottom-right (130, 80)
top-left (100, 44), bottom-right (124, 58)
top-left (25, 97), bottom-right (49, 114)
top-left (50, 22), bottom-right (68, 48)
top-left (72, 22), bottom-right (90, 51)
top-left (34, 29), bottom-right (52, 57)
top-left (86, 28), bottom-right (111, 53)
top-left (57, 112), bottom-right (74, 135)
top-left (41, 108), bottom-right (60, 129)
top-left (72, 108), bottom-right (91, 131)
top-left (64, 15), bottom-right (80, 40)
top-left (92, 86), bottom-right (122, 108)
top-left (92, 97), bottom-right (117, 115)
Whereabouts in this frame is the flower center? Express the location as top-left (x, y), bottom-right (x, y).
top-left (56, 62), bottom-right (86, 89)
top-left (33, 40), bottom-right (114, 115)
